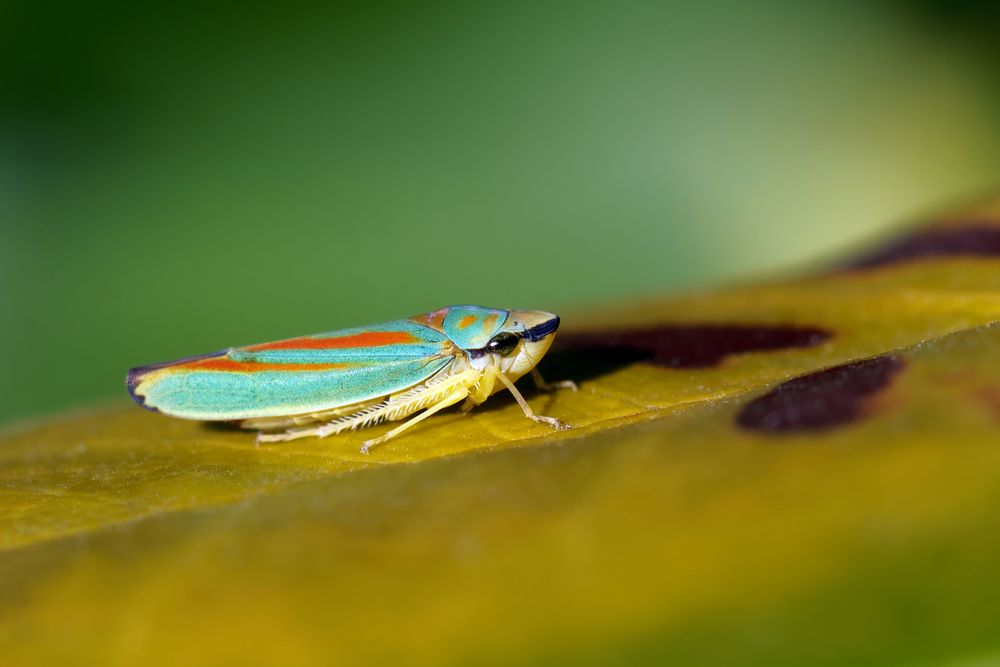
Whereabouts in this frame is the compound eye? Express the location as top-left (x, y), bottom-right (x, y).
top-left (487, 332), bottom-right (519, 357)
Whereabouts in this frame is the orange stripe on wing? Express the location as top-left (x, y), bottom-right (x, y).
top-left (184, 358), bottom-right (350, 372)
top-left (246, 330), bottom-right (418, 352)
top-left (457, 315), bottom-right (477, 329)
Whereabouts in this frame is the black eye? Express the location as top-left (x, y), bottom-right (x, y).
top-left (487, 332), bottom-right (519, 356)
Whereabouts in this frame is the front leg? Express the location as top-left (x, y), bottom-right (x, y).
top-left (531, 368), bottom-right (578, 392)
top-left (495, 370), bottom-right (572, 431)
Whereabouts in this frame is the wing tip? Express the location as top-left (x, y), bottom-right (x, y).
top-left (125, 365), bottom-right (159, 412)
top-left (125, 350), bottom-right (227, 413)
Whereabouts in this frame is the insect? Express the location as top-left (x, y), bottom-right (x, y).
top-left (126, 305), bottom-right (575, 453)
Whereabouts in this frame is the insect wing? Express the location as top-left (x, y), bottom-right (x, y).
top-left (127, 319), bottom-right (455, 421)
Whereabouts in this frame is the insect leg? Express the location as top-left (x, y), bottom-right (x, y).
top-left (530, 368), bottom-right (578, 392)
top-left (361, 388), bottom-right (469, 454)
top-left (495, 371), bottom-right (572, 431)
top-left (256, 368), bottom-right (480, 446)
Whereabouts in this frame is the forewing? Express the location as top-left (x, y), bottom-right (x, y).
top-left (127, 319), bottom-right (455, 420)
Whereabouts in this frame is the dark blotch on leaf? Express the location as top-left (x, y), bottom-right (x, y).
top-left (545, 325), bottom-right (830, 383)
top-left (737, 355), bottom-right (904, 433)
top-left (846, 226), bottom-right (1000, 270)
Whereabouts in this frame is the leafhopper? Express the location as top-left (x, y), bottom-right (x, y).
top-left (127, 305), bottom-right (574, 452)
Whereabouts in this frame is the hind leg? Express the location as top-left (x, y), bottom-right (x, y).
top-left (361, 388), bottom-right (468, 453)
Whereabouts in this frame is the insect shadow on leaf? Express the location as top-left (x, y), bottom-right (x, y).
top-left (543, 324), bottom-right (831, 384)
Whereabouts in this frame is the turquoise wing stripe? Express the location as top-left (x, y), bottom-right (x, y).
top-left (138, 356), bottom-right (453, 420)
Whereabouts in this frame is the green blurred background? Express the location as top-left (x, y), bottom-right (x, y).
top-left (2, 0), bottom-right (999, 427)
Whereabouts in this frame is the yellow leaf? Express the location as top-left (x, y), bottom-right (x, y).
top-left (3, 199), bottom-right (1000, 665)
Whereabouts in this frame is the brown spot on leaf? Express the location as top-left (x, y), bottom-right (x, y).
top-left (737, 355), bottom-right (904, 433)
top-left (545, 325), bottom-right (830, 383)
top-left (845, 226), bottom-right (1000, 270)
top-left (972, 386), bottom-right (1000, 424)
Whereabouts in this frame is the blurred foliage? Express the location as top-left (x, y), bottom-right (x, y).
top-left (2, 1), bottom-right (1000, 425)
top-left (2, 198), bottom-right (1000, 664)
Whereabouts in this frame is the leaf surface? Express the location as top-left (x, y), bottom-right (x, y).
top-left (3, 200), bottom-right (1000, 665)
